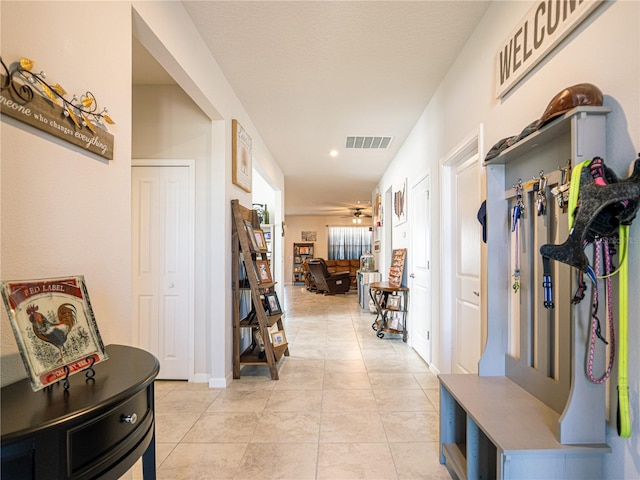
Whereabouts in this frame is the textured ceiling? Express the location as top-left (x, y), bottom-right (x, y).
top-left (134, 1), bottom-right (491, 217)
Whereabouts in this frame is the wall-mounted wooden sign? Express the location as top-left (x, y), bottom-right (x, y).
top-left (495, 0), bottom-right (602, 98)
top-left (1, 75), bottom-right (114, 160)
top-left (1, 57), bottom-right (115, 160)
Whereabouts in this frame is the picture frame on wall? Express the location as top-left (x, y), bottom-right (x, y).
top-left (232, 119), bottom-right (252, 192)
top-left (0, 276), bottom-right (109, 391)
top-left (393, 178), bottom-right (407, 226)
top-left (255, 260), bottom-right (273, 283)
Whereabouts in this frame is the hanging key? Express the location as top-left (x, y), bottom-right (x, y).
top-left (536, 172), bottom-right (547, 216)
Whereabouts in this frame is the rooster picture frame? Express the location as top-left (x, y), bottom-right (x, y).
top-left (1, 275), bottom-right (108, 391)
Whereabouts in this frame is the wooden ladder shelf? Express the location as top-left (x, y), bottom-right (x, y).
top-left (231, 199), bottom-right (288, 379)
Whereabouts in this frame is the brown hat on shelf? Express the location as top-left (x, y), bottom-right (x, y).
top-left (539, 83), bottom-right (603, 127)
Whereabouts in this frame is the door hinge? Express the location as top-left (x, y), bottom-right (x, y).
top-left (427, 331), bottom-right (430, 340)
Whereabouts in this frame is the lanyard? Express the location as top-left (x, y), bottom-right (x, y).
top-left (586, 238), bottom-right (615, 384)
top-left (512, 180), bottom-right (524, 293)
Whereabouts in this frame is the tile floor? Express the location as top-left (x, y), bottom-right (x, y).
top-left (133, 285), bottom-right (449, 480)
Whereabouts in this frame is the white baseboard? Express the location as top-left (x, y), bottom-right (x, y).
top-left (429, 363), bottom-right (441, 376)
top-left (191, 373), bottom-right (209, 383)
top-left (208, 371), bottom-right (233, 388)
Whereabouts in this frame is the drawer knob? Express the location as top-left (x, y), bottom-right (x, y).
top-left (121, 413), bottom-right (137, 424)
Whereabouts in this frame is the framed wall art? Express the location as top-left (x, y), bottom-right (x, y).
top-left (393, 178), bottom-right (407, 226)
top-left (373, 191), bottom-right (382, 226)
top-left (1, 276), bottom-right (108, 391)
top-left (232, 119), bottom-right (252, 192)
top-left (388, 248), bottom-right (407, 287)
top-left (301, 231), bottom-right (317, 242)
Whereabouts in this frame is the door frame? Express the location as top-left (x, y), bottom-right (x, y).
top-left (131, 158), bottom-right (196, 381)
top-left (439, 126), bottom-right (484, 374)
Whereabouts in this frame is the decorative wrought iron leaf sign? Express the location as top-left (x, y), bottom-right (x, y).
top-left (1, 57), bottom-right (115, 160)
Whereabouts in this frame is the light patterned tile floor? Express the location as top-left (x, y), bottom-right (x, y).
top-left (133, 285), bottom-right (448, 479)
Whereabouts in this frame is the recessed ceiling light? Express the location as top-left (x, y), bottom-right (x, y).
top-left (330, 150), bottom-right (338, 157)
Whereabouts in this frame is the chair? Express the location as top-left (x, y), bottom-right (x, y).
top-left (307, 259), bottom-right (351, 294)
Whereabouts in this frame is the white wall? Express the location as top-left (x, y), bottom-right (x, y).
top-left (378, 1), bottom-right (640, 477)
top-left (1, 1), bottom-right (286, 389)
top-left (131, 1), bottom-right (286, 387)
top-left (1, 1), bottom-right (133, 385)
top-left (132, 84), bottom-right (212, 379)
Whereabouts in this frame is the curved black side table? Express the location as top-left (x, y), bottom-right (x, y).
top-left (1, 344), bottom-right (159, 479)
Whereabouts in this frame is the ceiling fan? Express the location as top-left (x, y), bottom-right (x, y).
top-left (346, 207), bottom-right (372, 224)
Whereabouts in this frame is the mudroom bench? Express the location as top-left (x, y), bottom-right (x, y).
top-left (438, 106), bottom-right (614, 479)
top-left (439, 375), bottom-right (610, 480)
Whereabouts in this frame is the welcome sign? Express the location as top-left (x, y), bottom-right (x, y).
top-left (495, 0), bottom-right (602, 98)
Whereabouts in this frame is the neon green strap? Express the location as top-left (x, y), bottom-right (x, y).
top-left (617, 224), bottom-right (631, 438)
top-left (567, 160), bottom-right (590, 229)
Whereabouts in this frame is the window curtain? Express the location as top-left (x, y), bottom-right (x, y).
top-left (328, 226), bottom-right (371, 260)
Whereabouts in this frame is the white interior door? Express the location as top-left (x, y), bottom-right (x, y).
top-left (132, 162), bottom-right (193, 379)
top-left (409, 173), bottom-right (432, 364)
top-left (452, 155), bottom-right (481, 374)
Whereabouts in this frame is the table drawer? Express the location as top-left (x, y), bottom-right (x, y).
top-left (68, 388), bottom-right (150, 474)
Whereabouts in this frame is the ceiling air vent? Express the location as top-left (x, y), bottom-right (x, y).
top-left (345, 136), bottom-right (393, 149)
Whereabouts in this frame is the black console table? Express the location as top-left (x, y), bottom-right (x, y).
top-left (1, 344), bottom-right (160, 479)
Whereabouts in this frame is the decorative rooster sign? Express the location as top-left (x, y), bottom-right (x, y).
top-left (1, 276), bottom-right (108, 391)
top-left (26, 303), bottom-right (77, 362)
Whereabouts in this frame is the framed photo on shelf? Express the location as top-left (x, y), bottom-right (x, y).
top-left (387, 313), bottom-right (401, 331)
top-left (253, 229), bottom-right (268, 252)
top-left (299, 246), bottom-right (311, 255)
top-left (264, 291), bottom-right (282, 315)
top-left (270, 330), bottom-right (287, 347)
top-left (0, 276), bottom-right (109, 391)
top-left (243, 220), bottom-right (258, 251)
top-left (386, 295), bottom-right (401, 310)
top-left (232, 119), bottom-right (252, 192)
top-left (255, 260), bottom-right (272, 283)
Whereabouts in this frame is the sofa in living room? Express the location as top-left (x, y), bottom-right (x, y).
top-left (324, 259), bottom-right (360, 287)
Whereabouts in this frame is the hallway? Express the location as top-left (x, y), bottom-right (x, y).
top-left (141, 285), bottom-right (449, 479)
